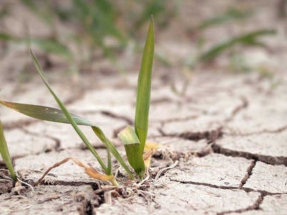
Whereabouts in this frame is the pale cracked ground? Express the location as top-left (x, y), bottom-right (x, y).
top-left (0, 70), bottom-right (287, 215)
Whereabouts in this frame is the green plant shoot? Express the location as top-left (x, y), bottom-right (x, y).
top-left (31, 49), bottom-right (135, 181)
top-left (0, 51), bottom-right (135, 185)
top-left (0, 120), bottom-right (17, 182)
top-left (0, 16), bottom-right (155, 183)
top-left (30, 50), bottom-right (110, 174)
top-left (119, 17), bottom-right (154, 179)
top-left (118, 125), bottom-right (143, 177)
top-left (135, 17), bottom-right (154, 154)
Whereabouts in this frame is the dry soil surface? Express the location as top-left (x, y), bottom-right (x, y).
top-left (0, 70), bottom-right (287, 215)
top-left (1, 0), bottom-right (287, 214)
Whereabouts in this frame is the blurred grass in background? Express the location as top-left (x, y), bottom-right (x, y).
top-left (0, 0), bottom-right (283, 80)
top-left (0, 0), bottom-right (177, 74)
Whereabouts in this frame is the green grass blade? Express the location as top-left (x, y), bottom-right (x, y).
top-left (118, 126), bottom-right (145, 178)
top-left (91, 126), bottom-right (133, 178)
top-left (200, 29), bottom-right (276, 62)
top-left (118, 126), bottom-right (140, 145)
top-left (0, 120), bottom-right (16, 181)
top-left (0, 100), bottom-right (133, 178)
top-left (31, 38), bottom-right (73, 60)
top-left (107, 148), bottom-right (112, 176)
top-left (0, 101), bottom-right (93, 125)
top-left (30, 50), bottom-right (108, 174)
top-left (135, 17), bottom-right (154, 154)
top-left (0, 51), bottom-right (133, 178)
top-left (0, 32), bottom-right (15, 41)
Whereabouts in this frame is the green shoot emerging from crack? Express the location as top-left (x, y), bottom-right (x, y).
top-left (0, 120), bottom-right (17, 182)
top-left (118, 17), bottom-right (154, 179)
top-left (0, 17), bottom-right (155, 185)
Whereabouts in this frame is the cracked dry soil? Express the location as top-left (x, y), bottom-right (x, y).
top-left (1, 70), bottom-right (287, 215)
top-left (1, 0), bottom-right (287, 214)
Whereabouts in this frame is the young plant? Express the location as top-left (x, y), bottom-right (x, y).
top-left (118, 18), bottom-right (154, 179)
top-left (0, 17), bottom-right (155, 185)
top-left (0, 120), bottom-right (17, 182)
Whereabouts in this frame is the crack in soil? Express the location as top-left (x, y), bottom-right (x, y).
top-left (170, 178), bottom-right (240, 191)
top-left (150, 97), bottom-right (173, 104)
top-left (100, 110), bottom-right (133, 124)
top-left (224, 96), bottom-right (249, 123)
top-left (84, 200), bottom-right (94, 215)
top-left (225, 123), bottom-right (287, 136)
top-left (212, 143), bottom-right (287, 166)
top-left (74, 109), bottom-right (133, 125)
top-left (217, 192), bottom-right (264, 215)
top-left (170, 178), bottom-right (287, 195)
top-left (239, 160), bottom-right (256, 189)
top-left (193, 144), bottom-right (214, 157)
top-left (34, 180), bottom-right (101, 187)
top-left (63, 88), bottom-right (86, 106)
top-left (159, 114), bottom-right (200, 123)
top-left (157, 96), bottom-right (248, 150)
top-left (179, 127), bottom-right (223, 143)
top-left (3, 119), bottom-right (37, 130)
top-left (159, 127), bottom-right (223, 143)
top-left (0, 127), bottom-right (62, 166)
top-left (21, 127), bottom-right (61, 152)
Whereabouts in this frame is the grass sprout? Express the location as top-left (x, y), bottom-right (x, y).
top-left (135, 16), bottom-right (154, 155)
top-left (0, 17), bottom-right (155, 184)
top-left (0, 120), bottom-right (17, 182)
top-left (118, 17), bottom-right (154, 179)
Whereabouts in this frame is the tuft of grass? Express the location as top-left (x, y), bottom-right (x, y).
top-left (0, 17), bottom-right (155, 184)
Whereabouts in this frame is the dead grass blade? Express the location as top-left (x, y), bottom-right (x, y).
top-left (143, 141), bottom-right (160, 170)
top-left (35, 157), bottom-right (116, 186)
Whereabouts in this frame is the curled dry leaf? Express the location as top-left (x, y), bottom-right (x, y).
top-left (35, 157), bottom-right (114, 186)
top-left (143, 141), bottom-right (161, 169)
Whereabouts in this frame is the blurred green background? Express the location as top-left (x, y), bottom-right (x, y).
top-left (0, 0), bottom-right (286, 86)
